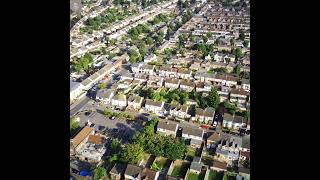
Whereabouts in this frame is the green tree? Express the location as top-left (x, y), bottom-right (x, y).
top-left (146, 37), bottom-right (153, 45)
top-left (121, 143), bottom-right (144, 164)
top-left (232, 48), bottom-right (243, 60)
top-left (207, 32), bottom-right (213, 39)
top-left (93, 167), bottom-right (107, 180)
top-left (70, 117), bottom-right (79, 135)
top-left (179, 48), bottom-right (187, 57)
top-left (190, 34), bottom-right (196, 43)
top-left (239, 32), bottom-right (245, 41)
top-left (234, 64), bottom-right (241, 77)
top-left (164, 138), bottom-right (187, 160)
top-left (98, 83), bottom-right (107, 89)
top-left (111, 138), bottom-right (121, 152)
top-left (243, 40), bottom-right (249, 47)
top-left (207, 88), bottom-right (220, 108)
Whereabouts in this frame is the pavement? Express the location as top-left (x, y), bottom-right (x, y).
top-left (70, 95), bottom-right (91, 116)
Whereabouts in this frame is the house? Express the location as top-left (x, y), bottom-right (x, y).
top-left (70, 126), bottom-right (95, 156)
top-left (147, 76), bottom-right (164, 88)
top-left (189, 162), bottom-right (202, 174)
top-left (241, 135), bottom-right (250, 152)
top-left (230, 88), bottom-right (248, 104)
top-left (241, 79), bottom-right (250, 92)
top-left (121, 73), bottom-right (134, 81)
top-left (212, 74), bottom-right (238, 87)
top-left (111, 94), bottom-right (127, 109)
top-left (141, 168), bottom-right (160, 180)
top-left (141, 64), bottom-right (155, 75)
top-left (164, 78), bottom-right (180, 89)
top-left (134, 73), bottom-right (148, 83)
top-left (195, 107), bottom-right (215, 124)
top-left (124, 164), bottom-right (143, 180)
top-left (132, 63), bottom-right (144, 73)
top-left (232, 115), bottom-right (247, 130)
top-left (158, 66), bottom-right (178, 78)
top-left (110, 163), bottom-right (127, 180)
top-left (239, 150), bottom-right (250, 162)
top-left (215, 135), bottom-right (242, 163)
top-left (70, 80), bottom-right (84, 102)
top-left (145, 99), bottom-right (164, 116)
top-left (169, 105), bottom-right (190, 120)
top-left (144, 53), bottom-right (157, 63)
top-left (128, 95), bottom-right (144, 110)
top-left (222, 113), bottom-right (234, 128)
top-left (217, 85), bottom-right (230, 102)
top-left (157, 119), bottom-right (179, 137)
top-left (177, 68), bottom-right (192, 79)
top-left (182, 126), bottom-right (204, 148)
top-left (240, 55), bottom-right (250, 66)
top-left (96, 89), bottom-right (115, 104)
top-left (179, 80), bottom-right (195, 92)
top-left (76, 134), bottom-right (107, 162)
top-left (211, 161), bottom-right (227, 172)
top-left (207, 131), bottom-right (223, 149)
top-left (196, 82), bottom-right (205, 92)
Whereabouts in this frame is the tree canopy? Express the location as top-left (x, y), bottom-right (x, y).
top-left (93, 167), bottom-right (107, 180)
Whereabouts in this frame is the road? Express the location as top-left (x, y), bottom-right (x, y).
top-left (70, 95), bottom-right (91, 116)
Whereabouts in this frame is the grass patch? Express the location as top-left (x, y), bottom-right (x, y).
top-left (209, 170), bottom-right (224, 180)
top-left (185, 147), bottom-right (196, 161)
top-left (151, 157), bottom-right (167, 171)
top-left (171, 162), bottom-right (189, 178)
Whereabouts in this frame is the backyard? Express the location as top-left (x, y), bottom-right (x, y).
top-left (208, 170), bottom-right (224, 180)
top-left (185, 147), bottom-right (196, 161)
top-left (187, 172), bottom-right (205, 180)
top-left (170, 161), bottom-right (189, 178)
top-left (151, 157), bottom-right (168, 171)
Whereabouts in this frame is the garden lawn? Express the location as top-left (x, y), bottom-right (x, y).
top-left (151, 157), bottom-right (167, 171)
top-left (170, 162), bottom-right (189, 178)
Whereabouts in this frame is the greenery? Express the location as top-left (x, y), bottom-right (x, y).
top-left (73, 53), bottom-right (94, 73)
top-left (121, 143), bottom-right (144, 164)
top-left (93, 167), bottom-right (107, 180)
top-left (171, 162), bottom-right (189, 178)
top-left (185, 147), bottom-right (196, 161)
top-left (223, 101), bottom-right (237, 114)
top-left (70, 117), bottom-right (80, 136)
top-left (234, 64), bottom-right (241, 78)
top-left (231, 48), bottom-right (243, 60)
top-left (222, 171), bottom-right (237, 180)
top-left (187, 172), bottom-right (205, 180)
top-left (208, 170), bottom-right (224, 180)
top-left (193, 43), bottom-right (215, 58)
top-left (131, 118), bottom-right (187, 160)
top-left (98, 83), bottom-right (107, 89)
top-left (151, 157), bottom-right (167, 170)
top-left (243, 40), bottom-right (249, 47)
top-left (80, 8), bottom-right (137, 33)
top-left (103, 109), bottom-right (135, 120)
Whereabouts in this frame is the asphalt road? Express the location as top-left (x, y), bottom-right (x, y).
top-left (70, 96), bottom-right (91, 116)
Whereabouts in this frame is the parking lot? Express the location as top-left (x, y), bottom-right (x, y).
top-left (76, 110), bottom-right (143, 143)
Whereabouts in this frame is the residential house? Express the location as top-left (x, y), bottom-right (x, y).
top-left (182, 126), bottom-right (204, 148)
top-left (217, 85), bottom-right (230, 102)
top-left (186, 99), bottom-right (197, 106)
top-left (144, 53), bottom-right (157, 63)
top-left (215, 135), bottom-right (242, 164)
top-left (241, 79), bottom-right (250, 92)
top-left (241, 135), bottom-right (250, 152)
top-left (76, 134), bottom-right (107, 162)
top-left (144, 99), bottom-right (164, 116)
top-left (128, 95), bottom-right (144, 110)
top-left (195, 107), bottom-right (215, 124)
top-left (96, 89), bottom-right (115, 104)
top-left (177, 68), bottom-right (192, 80)
top-left (157, 119), bottom-right (179, 137)
top-left (141, 64), bottom-right (155, 75)
top-left (169, 105), bottom-right (190, 120)
top-left (211, 161), bottom-right (227, 172)
top-left (238, 167), bottom-right (250, 180)
top-left (132, 63), bottom-right (144, 73)
top-left (124, 164), bottom-right (143, 180)
top-left (240, 54), bottom-right (250, 66)
top-left (207, 131), bottom-right (222, 149)
top-left (212, 74), bottom-right (238, 87)
top-left (70, 126), bottom-right (95, 156)
top-left (147, 76), bottom-right (164, 88)
top-left (70, 80), bottom-right (84, 102)
top-left (230, 88), bottom-right (248, 104)
top-left (164, 78), bottom-right (180, 89)
top-left (141, 168), bottom-right (160, 180)
top-left (232, 115), bottom-right (247, 130)
top-left (222, 113), bottom-right (234, 129)
top-left (111, 94), bottom-right (127, 109)
top-left (180, 80), bottom-right (195, 92)
top-left (196, 82), bottom-right (212, 92)
top-left (134, 73), bottom-right (148, 83)
top-left (121, 73), bottom-right (134, 81)
top-left (158, 66), bottom-right (178, 78)
top-left (110, 163), bottom-right (127, 180)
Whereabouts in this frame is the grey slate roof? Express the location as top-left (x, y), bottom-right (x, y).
top-left (223, 113), bottom-right (234, 122)
top-left (191, 139), bottom-right (203, 146)
top-left (157, 120), bottom-right (178, 132)
top-left (190, 162), bottom-right (202, 172)
top-left (110, 163), bottom-right (127, 175)
top-left (182, 126), bottom-right (204, 138)
top-left (125, 164), bottom-right (142, 177)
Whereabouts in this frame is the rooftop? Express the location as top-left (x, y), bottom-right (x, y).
top-left (158, 120), bottom-right (179, 132)
top-left (182, 126), bottom-right (204, 138)
top-left (71, 126), bottom-right (94, 149)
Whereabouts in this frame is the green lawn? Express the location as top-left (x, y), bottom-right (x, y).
top-left (208, 170), bottom-right (224, 180)
top-left (171, 163), bottom-right (189, 178)
top-left (187, 172), bottom-right (205, 180)
top-left (185, 147), bottom-right (196, 161)
top-left (151, 157), bottom-right (167, 171)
